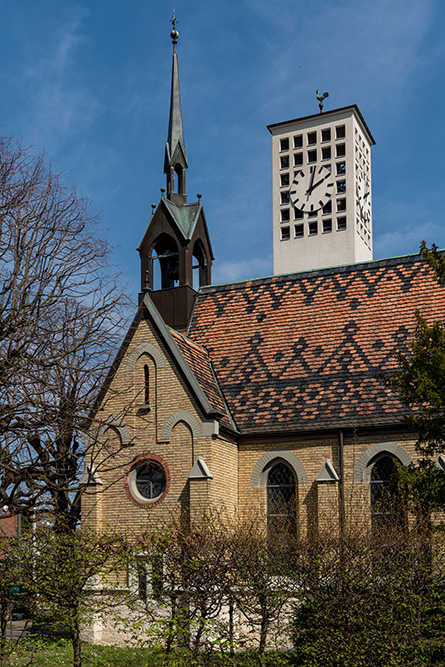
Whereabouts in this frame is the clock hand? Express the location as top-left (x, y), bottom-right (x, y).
top-left (306, 168), bottom-right (315, 200)
top-left (306, 174), bottom-right (329, 194)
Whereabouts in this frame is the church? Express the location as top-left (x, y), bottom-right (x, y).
top-left (82, 20), bottom-right (445, 554)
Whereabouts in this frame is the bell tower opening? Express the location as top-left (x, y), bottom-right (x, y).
top-left (192, 239), bottom-right (209, 291)
top-left (150, 234), bottom-right (180, 290)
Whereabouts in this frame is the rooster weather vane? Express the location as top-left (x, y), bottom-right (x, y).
top-left (316, 89), bottom-right (329, 113)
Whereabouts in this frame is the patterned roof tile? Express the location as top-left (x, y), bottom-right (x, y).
top-left (169, 328), bottom-right (236, 432)
top-left (186, 254), bottom-right (445, 435)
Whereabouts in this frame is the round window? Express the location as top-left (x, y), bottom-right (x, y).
top-left (125, 455), bottom-right (170, 507)
top-left (136, 462), bottom-right (166, 500)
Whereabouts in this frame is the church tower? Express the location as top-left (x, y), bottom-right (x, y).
top-left (138, 16), bottom-right (214, 331)
top-left (268, 105), bottom-right (375, 275)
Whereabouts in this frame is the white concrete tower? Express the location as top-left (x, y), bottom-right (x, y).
top-left (268, 105), bottom-right (375, 275)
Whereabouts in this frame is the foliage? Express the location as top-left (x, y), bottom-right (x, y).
top-left (121, 508), bottom-right (293, 664)
top-left (386, 310), bottom-right (445, 457)
top-left (18, 526), bottom-right (127, 667)
top-left (8, 638), bottom-right (293, 666)
top-left (4, 512), bottom-right (445, 666)
top-left (292, 526), bottom-right (445, 667)
top-left (419, 241), bottom-right (445, 286)
top-left (229, 510), bottom-right (296, 656)
top-left (394, 459), bottom-right (445, 518)
top-left (384, 242), bottom-right (445, 516)
top-left (9, 638), bottom-right (160, 667)
top-left (0, 535), bottom-right (24, 667)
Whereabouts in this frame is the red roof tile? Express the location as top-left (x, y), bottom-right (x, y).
top-left (169, 329), bottom-right (236, 431)
top-left (186, 254), bottom-right (445, 435)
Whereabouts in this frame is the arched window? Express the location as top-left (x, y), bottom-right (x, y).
top-left (174, 163), bottom-right (184, 194)
top-left (144, 364), bottom-right (150, 405)
top-left (267, 462), bottom-right (296, 534)
top-left (370, 455), bottom-right (400, 530)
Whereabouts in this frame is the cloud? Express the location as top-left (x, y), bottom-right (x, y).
top-left (212, 255), bottom-right (273, 284)
top-left (22, 7), bottom-right (100, 158)
top-left (374, 220), bottom-right (445, 259)
top-left (243, 0), bottom-right (436, 122)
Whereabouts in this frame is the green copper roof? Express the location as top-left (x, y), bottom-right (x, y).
top-left (163, 198), bottom-right (201, 240)
top-left (164, 37), bottom-right (188, 172)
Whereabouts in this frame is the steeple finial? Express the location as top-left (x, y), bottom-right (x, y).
top-left (164, 11), bottom-right (188, 200)
top-left (170, 9), bottom-right (179, 43)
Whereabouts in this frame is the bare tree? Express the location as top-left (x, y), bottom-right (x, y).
top-left (125, 509), bottom-right (237, 660)
top-left (0, 136), bottom-right (131, 529)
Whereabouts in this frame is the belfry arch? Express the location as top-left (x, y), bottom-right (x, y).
top-left (149, 233), bottom-right (180, 290)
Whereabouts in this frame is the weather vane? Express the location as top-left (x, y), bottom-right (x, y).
top-left (170, 10), bottom-right (179, 43)
top-left (316, 89), bottom-right (329, 113)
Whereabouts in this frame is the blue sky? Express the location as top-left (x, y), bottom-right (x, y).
top-left (0, 0), bottom-right (444, 298)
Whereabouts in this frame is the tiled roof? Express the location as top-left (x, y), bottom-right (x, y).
top-left (186, 254), bottom-right (445, 435)
top-left (169, 329), bottom-right (236, 432)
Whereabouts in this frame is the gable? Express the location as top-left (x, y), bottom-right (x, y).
top-left (138, 198), bottom-right (214, 257)
top-left (187, 254), bottom-right (445, 435)
top-left (94, 294), bottom-right (235, 439)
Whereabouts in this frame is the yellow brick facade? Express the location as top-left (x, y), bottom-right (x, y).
top-left (80, 301), bottom-right (426, 647)
top-left (83, 305), bottom-right (421, 539)
top-left (83, 311), bottom-right (241, 533)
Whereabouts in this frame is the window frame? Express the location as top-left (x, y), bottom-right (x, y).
top-left (266, 462), bottom-right (297, 535)
top-left (124, 454), bottom-right (170, 508)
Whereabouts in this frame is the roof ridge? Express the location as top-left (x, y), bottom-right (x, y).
top-left (198, 252), bottom-right (426, 294)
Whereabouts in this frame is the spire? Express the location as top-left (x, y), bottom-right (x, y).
top-left (164, 12), bottom-right (188, 201)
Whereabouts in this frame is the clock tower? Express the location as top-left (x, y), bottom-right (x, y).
top-left (268, 105), bottom-right (375, 275)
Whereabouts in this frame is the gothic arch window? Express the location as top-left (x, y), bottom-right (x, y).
top-left (266, 462), bottom-right (296, 534)
top-left (133, 353), bottom-right (156, 413)
top-left (174, 163), bottom-right (184, 194)
top-left (143, 364), bottom-right (150, 405)
top-left (370, 455), bottom-right (401, 530)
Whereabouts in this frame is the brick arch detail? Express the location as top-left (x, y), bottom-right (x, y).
top-left (250, 448), bottom-right (307, 486)
top-left (160, 410), bottom-right (202, 441)
top-left (125, 342), bottom-right (165, 372)
top-left (353, 441), bottom-right (413, 482)
top-left (85, 416), bottom-right (131, 447)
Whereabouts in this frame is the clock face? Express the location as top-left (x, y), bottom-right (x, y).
top-left (357, 170), bottom-right (371, 221)
top-left (290, 165), bottom-right (335, 213)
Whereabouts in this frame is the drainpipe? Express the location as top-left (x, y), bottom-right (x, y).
top-left (339, 431), bottom-right (345, 533)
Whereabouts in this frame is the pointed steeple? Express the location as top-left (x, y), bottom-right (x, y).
top-left (137, 14), bottom-right (214, 328)
top-left (164, 12), bottom-right (188, 202)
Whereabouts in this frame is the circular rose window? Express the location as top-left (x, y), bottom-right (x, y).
top-left (136, 462), bottom-right (166, 499)
top-left (125, 455), bottom-right (170, 507)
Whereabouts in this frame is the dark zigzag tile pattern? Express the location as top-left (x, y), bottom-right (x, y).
top-left (187, 254), bottom-right (445, 435)
top-left (169, 329), bottom-right (235, 431)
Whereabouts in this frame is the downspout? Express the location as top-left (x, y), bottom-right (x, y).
top-left (339, 431), bottom-right (345, 533)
